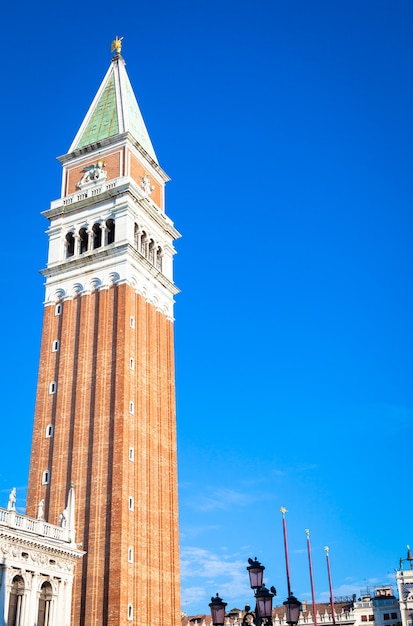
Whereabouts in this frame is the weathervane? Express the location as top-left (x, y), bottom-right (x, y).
top-left (111, 36), bottom-right (123, 55)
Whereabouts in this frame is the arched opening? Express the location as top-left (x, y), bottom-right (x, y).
top-left (7, 575), bottom-right (24, 626)
top-left (79, 228), bottom-right (88, 254)
top-left (92, 223), bottom-right (102, 249)
top-left (37, 582), bottom-right (53, 626)
top-left (106, 219), bottom-right (115, 245)
top-left (148, 240), bottom-right (155, 264)
top-left (134, 223), bottom-right (140, 249)
top-left (66, 232), bottom-right (75, 258)
top-left (140, 231), bottom-right (148, 257)
top-left (156, 247), bottom-right (163, 271)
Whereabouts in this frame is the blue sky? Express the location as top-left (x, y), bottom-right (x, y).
top-left (1, 0), bottom-right (412, 617)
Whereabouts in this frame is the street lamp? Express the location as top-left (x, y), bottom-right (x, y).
top-left (255, 585), bottom-right (275, 620)
top-left (209, 560), bottom-right (273, 626)
top-left (247, 557), bottom-right (265, 590)
top-left (209, 594), bottom-right (227, 626)
top-left (283, 595), bottom-right (302, 625)
top-left (209, 559), bottom-right (301, 626)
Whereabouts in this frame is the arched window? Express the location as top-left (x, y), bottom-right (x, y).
top-left (106, 219), bottom-right (115, 245)
top-left (79, 228), bottom-right (88, 254)
top-left (148, 240), bottom-right (155, 264)
top-left (140, 231), bottom-right (148, 256)
top-left (42, 470), bottom-right (50, 485)
top-left (134, 223), bottom-right (140, 249)
top-left (7, 575), bottom-right (25, 626)
top-left (66, 232), bottom-right (75, 258)
top-left (45, 424), bottom-right (53, 438)
top-left (37, 582), bottom-right (53, 626)
top-left (156, 247), bottom-right (163, 272)
top-left (92, 223), bottom-right (102, 249)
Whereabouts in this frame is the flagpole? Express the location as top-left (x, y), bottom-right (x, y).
top-left (324, 546), bottom-right (336, 626)
top-left (305, 529), bottom-right (318, 626)
top-left (280, 507), bottom-right (291, 597)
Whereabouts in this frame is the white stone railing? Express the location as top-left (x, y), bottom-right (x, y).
top-left (0, 508), bottom-right (70, 542)
top-left (49, 175), bottom-right (165, 218)
top-left (54, 180), bottom-right (119, 208)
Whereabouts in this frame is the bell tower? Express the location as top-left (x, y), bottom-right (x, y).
top-left (27, 39), bottom-right (181, 626)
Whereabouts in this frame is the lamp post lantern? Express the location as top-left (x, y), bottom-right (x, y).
top-left (209, 594), bottom-right (227, 626)
top-left (247, 557), bottom-right (265, 590)
top-left (255, 585), bottom-right (275, 619)
top-left (283, 595), bottom-right (302, 625)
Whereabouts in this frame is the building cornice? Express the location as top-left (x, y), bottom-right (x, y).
top-left (0, 529), bottom-right (84, 560)
top-left (41, 242), bottom-right (180, 297)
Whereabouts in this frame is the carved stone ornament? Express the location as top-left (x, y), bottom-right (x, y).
top-left (77, 161), bottom-right (107, 189)
top-left (140, 174), bottom-right (154, 196)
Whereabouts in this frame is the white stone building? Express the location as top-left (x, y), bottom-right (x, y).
top-left (0, 487), bottom-right (83, 626)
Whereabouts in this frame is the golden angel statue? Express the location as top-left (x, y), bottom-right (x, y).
top-left (111, 36), bottom-right (123, 55)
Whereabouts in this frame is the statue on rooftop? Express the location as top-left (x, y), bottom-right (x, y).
top-left (37, 499), bottom-right (44, 520)
top-left (7, 488), bottom-right (16, 511)
top-left (59, 508), bottom-right (68, 528)
top-left (111, 36), bottom-right (123, 55)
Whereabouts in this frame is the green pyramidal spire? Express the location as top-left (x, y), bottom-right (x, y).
top-left (69, 44), bottom-right (157, 163)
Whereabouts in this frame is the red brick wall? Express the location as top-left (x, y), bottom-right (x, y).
top-left (27, 284), bottom-right (180, 626)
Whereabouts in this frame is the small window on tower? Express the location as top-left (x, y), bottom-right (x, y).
top-left (128, 605), bottom-right (133, 621)
top-left (128, 547), bottom-right (134, 563)
top-left (49, 382), bottom-right (57, 395)
top-left (130, 316), bottom-right (135, 329)
top-left (128, 497), bottom-right (134, 511)
top-left (45, 424), bottom-right (53, 438)
top-left (129, 447), bottom-right (134, 461)
top-left (42, 470), bottom-right (50, 485)
top-left (129, 401), bottom-right (134, 415)
top-left (130, 358), bottom-right (134, 370)
top-left (52, 340), bottom-right (59, 352)
top-left (55, 303), bottom-right (62, 316)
